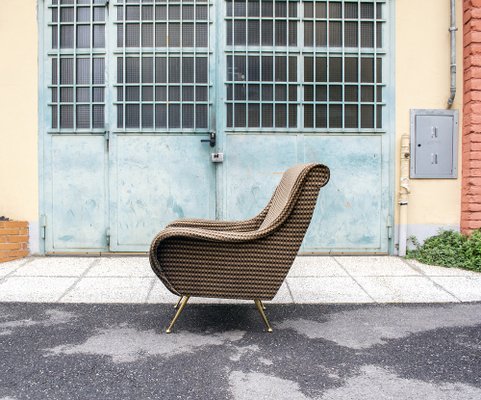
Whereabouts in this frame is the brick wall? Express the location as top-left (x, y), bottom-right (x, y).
top-left (463, 0), bottom-right (481, 233)
top-left (0, 221), bottom-right (29, 263)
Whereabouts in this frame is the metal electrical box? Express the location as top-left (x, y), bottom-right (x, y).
top-left (410, 109), bottom-right (458, 178)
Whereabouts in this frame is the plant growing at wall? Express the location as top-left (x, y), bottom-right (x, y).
top-left (406, 229), bottom-right (481, 272)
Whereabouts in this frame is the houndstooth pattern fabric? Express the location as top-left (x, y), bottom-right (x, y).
top-left (149, 163), bottom-right (330, 300)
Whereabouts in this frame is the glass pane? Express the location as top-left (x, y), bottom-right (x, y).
top-left (183, 23), bottom-right (195, 47)
top-left (77, 105), bottom-right (90, 129)
top-left (196, 23), bottom-right (208, 47)
top-left (143, 86), bottom-right (153, 101)
top-left (316, 21), bottom-right (327, 46)
top-left (126, 57), bottom-right (140, 83)
top-left (77, 7), bottom-right (90, 22)
top-left (248, 21), bottom-right (260, 45)
top-left (329, 22), bottom-right (342, 47)
top-left (345, 105), bottom-right (358, 128)
top-left (248, 56), bottom-right (260, 81)
top-left (142, 105), bottom-right (154, 128)
top-left (182, 57), bottom-right (194, 83)
top-left (76, 25), bottom-right (90, 48)
top-left (182, 86), bottom-right (194, 101)
top-left (155, 58), bottom-right (167, 83)
top-left (93, 105), bottom-right (104, 128)
top-left (142, 24), bottom-right (153, 47)
top-left (169, 57), bottom-right (180, 83)
top-left (275, 104), bottom-right (287, 127)
top-left (60, 105), bottom-right (73, 128)
top-left (93, 25), bottom-right (105, 48)
top-left (155, 104), bottom-right (167, 128)
top-left (76, 58), bottom-right (90, 85)
top-left (262, 104), bottom-right (273, 127)
top-left (77, 87), bottom-right (89, 102)
top-left (316, 57), bottom-right (327, 82)
top-left (93, 58), bottom-right (104, 84)
top-left (182, 104), bottom-right (194, 128)
top-left (196, 86), bottom-right (208, 101)
top-left (261, 21), bottom-right (273, 45)
top-left (361, 105), bottom-right (374, 128)
top-left (196, 104), bottom-right (208, 128)
top-left (345, 22), bottom-right (358, 47)
top-left (169, 104), bottom-right (180, 128)
top-left (142, 57), bottom-right (154, 83)
top-left (155, 23), bottom-right (167, 46)
top-left (60, 25), bottom-right (74, 48)
top-left (304, 104), bottom-right (313, 128)
top-left (196, 58), bottom-right (208, 83)
top-left (234, 21), bottom-right (246, 45)
top-left (315, 104), bottom-right (327, 128)
top-left (126, 24), bottom-right (140, 47)
top-left (60, 58), bottom-right (73, 84)
top-left (60, 87), bottom-right (73, 102)
top-left (126, 104), bottom-right (140, 128)
top-left (275, 21), bottom-right (287, 46)
top-left (169, 23), bottom-right (180, 46)
top-left (329, 104), bottom-right (342, 128)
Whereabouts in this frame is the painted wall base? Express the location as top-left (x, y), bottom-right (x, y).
top-left (29, 221), bottom-right (40, 255)
top-left (393, 223), bottom-right (460, 255)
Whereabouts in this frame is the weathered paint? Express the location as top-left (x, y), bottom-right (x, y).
top-left (44, 135), bottom-right (108, 250)
top-left (110, 134), bottom-right (215, 251)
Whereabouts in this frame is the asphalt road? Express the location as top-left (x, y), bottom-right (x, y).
top-left (1, 302), bottom-right (481, 400)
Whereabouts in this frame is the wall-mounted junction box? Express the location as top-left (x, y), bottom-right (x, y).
top-left (410, 109), bottom-right (458, 179)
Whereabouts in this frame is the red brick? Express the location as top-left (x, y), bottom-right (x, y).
top-left (0, 243), bottom-right (21, 251)
top-left (462, 202), bottom-right (481, 212)
top-left (0, 250), bottom-right (28, 259)
top-left (0, 221), bottom-right (28, 229)
top-left (5, 235), bottom-right (29, 243)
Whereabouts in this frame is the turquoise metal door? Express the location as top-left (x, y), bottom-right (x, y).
top-left (108, 0), bottom-right (216, 250)
top-left (40, 0), bottom-right (393, 254)
top-left (217, 0), bottom-right (392, 253)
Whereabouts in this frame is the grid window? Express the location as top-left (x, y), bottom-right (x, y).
top-left (115, 0), bottom-right (212, 130)
top-left (226, 0), bottom-right (386, 130)
top-left (49, 1), bottom-right (106, 131)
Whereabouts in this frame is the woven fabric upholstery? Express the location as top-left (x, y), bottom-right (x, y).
top-left (149, 163), bottom-right (330, 300)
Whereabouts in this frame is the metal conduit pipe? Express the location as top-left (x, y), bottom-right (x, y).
top-left (447, 0), bottom-right (457, 108)
top-left (398, 134), bottom-right (411, 257)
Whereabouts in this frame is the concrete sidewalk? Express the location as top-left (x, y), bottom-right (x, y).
top-left (0, 256), bottom-right (480, 304)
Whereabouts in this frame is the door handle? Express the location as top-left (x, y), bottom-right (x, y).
top-left (201, 131), bottom-right (216, 147)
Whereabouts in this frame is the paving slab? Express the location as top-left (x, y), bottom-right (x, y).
top-left (355, 276), bottom-right (459, 303)
top-left (86, 257), bottom-right (153, 277)
top-left (406, 259), bottom-right (481, 277)
top-left (430, 276), bottom-right (481, 302)
top-left (287, 277), bottom-right (373, 303)
top-left (288, 256), bottom-right (348, 277)
top-left (0, 258), bottom-right (30, 278)
top-left (335, 256), bottom-right (420, 276)
top-left (0, 276), bottom-right (77, 302)
top-left (13, 257), bottom-right (95, 277)
top-left (60, 277), bottom-right (155, 303)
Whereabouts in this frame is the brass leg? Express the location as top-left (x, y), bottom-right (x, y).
top-left (166, 295), bottom-right (190, 334)
top-left (259, 300), bottom-right (266, 310)
top-left (174, 296), bottom-right (184, 309)
top-left (254, 299), bottom-right (273, 333)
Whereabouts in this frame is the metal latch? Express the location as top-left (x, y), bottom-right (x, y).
top-left (211, 153), bottom-right (224, 163)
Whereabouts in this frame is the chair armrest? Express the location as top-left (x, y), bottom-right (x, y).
top-left (166, 218), bottom-right (259, 232)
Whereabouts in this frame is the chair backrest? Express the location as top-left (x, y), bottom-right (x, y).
top-left (258, 163), bottom-right (329, 231)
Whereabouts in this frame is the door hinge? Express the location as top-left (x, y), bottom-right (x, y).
top-left (105, 130), bottom-right (110, 151)
top-left (40, 214), bottom-right (47, 240)
top-left (386, 215), bottom-right (393, 240)
top-left (106, 228), bottom-right (111, 247)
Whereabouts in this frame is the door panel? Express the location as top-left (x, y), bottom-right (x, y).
top-left (223, 134), bottom-right (298, 220)
top-left (46, 135), bottom-right (108, 251)
top-left (110, 135), bottom-right (215, 251)
top-left (303, 135), bottom-right (386, 252)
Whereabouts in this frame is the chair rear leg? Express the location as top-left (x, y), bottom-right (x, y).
top-left (254, 299), bottom-right (273, 333)
top-left (174, 296), bottom-right (184, 309)
top-left (166, 295), bottom-right (190, 334)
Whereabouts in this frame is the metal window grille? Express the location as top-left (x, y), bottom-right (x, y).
top-left (225, 0), bottom-right (386, 131)
top-left (49, 0), bottom-right (107, 132)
